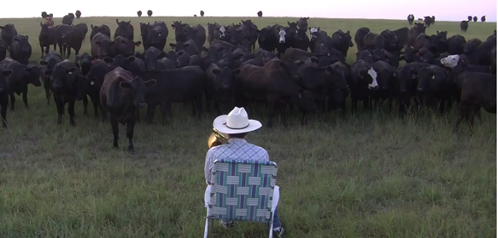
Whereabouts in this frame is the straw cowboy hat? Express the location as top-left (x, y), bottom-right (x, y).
top-left (213, 107), bottom-right (262, 134)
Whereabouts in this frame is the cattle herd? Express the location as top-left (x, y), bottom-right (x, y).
top-left (0, 13), bottom-right (495, 153)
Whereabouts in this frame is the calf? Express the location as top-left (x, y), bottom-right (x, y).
top-left (50, 60), bottom-right (87, 125)
top-left (0, 58), bottom-right (42, 110)
top-left (204, 63), bottom-right (234, 114)
top-left (91, 33), bottom-right (116, 58)
top-left (100, 67), bottom-right (156, 153)
top-left (9, 35), bottom-right (32, 65)
top-left (0, 68), bottom-right (13, 128)
top-left (114, 35), bottom-right (141, 57)
top-left (416, 65), bottom-right (453, 113)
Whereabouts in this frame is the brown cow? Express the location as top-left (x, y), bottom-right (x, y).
top-left (99, 67), bottom-right (156, 153)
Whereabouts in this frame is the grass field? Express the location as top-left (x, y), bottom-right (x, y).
top-left (0, 16), bottom-right (496, 237)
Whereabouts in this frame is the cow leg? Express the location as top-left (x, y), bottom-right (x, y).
top-left (161, 102), bottom-right (172, 126)
top-left (126, 120), bottom-right (135, 154)
top-left (40, 45), bottom-right (45, 58)
top-left (53, 43), bottom-right (57, 52)
top-left (453, 103), bottom-right (467, 133)
top-left (110, 115), bottom-right (119, 148)
top-left (9, 92), bottom-right (15, 111)
top-left (90, 95), bottom-right (100, 117)
top-left (22, 88), bottom-right (29, 109)
top-left (82, 95), bottom-right (88, 115)
top-left (54, 97), bottom-right (64, 125)
top-left (136, 108), bottom-right (141, 123)
top-left (100, 105), bottom-right (108, 123)
top-left (43, 78), bottom-right (51, 105)
top-left (68, 100), bottom-right (76, 126)
top-left (1, 98), bottom-right (7, 128)
top-left (266, 97), bottom-right (278, 128)
top-left (145, 103), bottom-right (156, 124)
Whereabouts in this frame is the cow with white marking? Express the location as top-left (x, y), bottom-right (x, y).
top-left (349, 60), bottom-right (379, 111)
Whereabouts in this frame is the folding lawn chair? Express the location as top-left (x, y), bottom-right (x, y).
top-left (203, 159), bottom-right (280, 238)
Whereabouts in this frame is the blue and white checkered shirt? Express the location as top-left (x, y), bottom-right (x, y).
top-left (204, 138), bottom-right (269, 184)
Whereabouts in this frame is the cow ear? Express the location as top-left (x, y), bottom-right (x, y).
top-left (183, 43), bottom-right (190, 48)
top-left (177, 51), bottom-right (184, 56)
top-left (2, 70), bottom-right (12, 76)
top-left (169, 43), bottom-right (176, 48)
top-left (232, 69), bottom-right (241, 76)
top-left (116, 19), bottom-right (119, 25)
top-left (119, 81), bottom-right (131, 89)
top-left (126, 56), bottom-right (135, 62)
top-left (103, 57), bottom-right (113, 63)
top-left (144, 79), bottom-right (156, 88)
top-left (134, 41), bottom-right (142, 47)
top-left (212, 68), bottom-right (221, 75)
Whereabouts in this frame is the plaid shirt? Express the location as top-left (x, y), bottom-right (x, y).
top-left (204, 138), bottom-right (269, 184)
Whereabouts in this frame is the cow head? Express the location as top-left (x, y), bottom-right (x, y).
top-left (278, 29), bottom-right (286, 43)
top-left (14, 35), bottom-right (31, 53)
top-left (0, 24), bottom-right (18, 43)
top-left (212, 66), bottom-right (234, 98)
top-left (175, 50), bottom-right (190, 68)
top-left (95, 39), bottom-right (116, 58)
top-left (142, 46), bottom-right (165, 71)
top-left (140, 22), bottom-right (150, 38)
top-left (309, 27), bottom-right (320, 40)
top-left (119, 76), bottom-right (156, 107)
top-left (397, 64), bottom-right (418, 93)
top-left (24, 65), bottom-right (42, 87)
top-left (0, 69), bottom-right (13, 93)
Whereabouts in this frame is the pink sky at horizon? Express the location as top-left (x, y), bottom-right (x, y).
top-left (0, 0), bottom-right (497, 22)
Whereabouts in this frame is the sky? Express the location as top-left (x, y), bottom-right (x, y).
top-left (0, 0), bottom-right (496, 22)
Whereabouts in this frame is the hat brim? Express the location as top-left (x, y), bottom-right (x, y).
top-left (213, 115), bottom-right (262, 134)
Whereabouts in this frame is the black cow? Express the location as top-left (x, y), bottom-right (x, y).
top-left (91, 33), bottom-right (116, 59)
top-left (200, 10), bottom-right (205, 17)
top-left (141, 21), bottom-right (168, 51)
top-left (407, 14), bottom-right (415, 25)
top-left (62, 14), bottom-right (74, 25)
top-left (257, 11), bottom-right (263, 17)
top-left (424, 16), bottom-right (434, 27)
top-left (0, 58), bottom-right (42, 110)
top-left (473, 16), bottom-right (478, 22)
top-left (84, 60), bottom-right (112, 117)
top-left (114, 19), bottom-right (134, 41)
top-left (257, 25), bottom-right (278, 52)
top-left (481, 16), bottom-right (486, 22)
top-left (135, 46), bottom-right (165, 71)
top-left (9, 35), bottom-right (32, 65)
top-left (75, 52), bottom-right (93, 76)
top-left (331, 29), bottom-right (353, 57)
top-left (407, 23), bottom-right (426, 47)
top-left (297, 17), bottom-right (309, 29)
top-left (56, 24), bottom-right (87, 59)
top-left (137, 11), bottom-right (142, 17)
top-left (371, 60), bottom-right (396, 111)
top-left (39, 22), bottom-right (57, 58)
top-left (465, 35), bottom-right (496, 66)
top-left (0, 39), bottom-right (6, 61)
top-left (90, 24), bottom-right (111, 42)
top-left (354, 27), bottom-right (370, 50)
top-left (0, 68), bottom-right (13, 128)
top-left (50, 59), bottom-right (87, 125)
top-left (114, 35), bottom-right (141, 57)
top-left (205, 63), bottom-right (234, 114)
top-left (75, 10), bottom-right (81, 19)
top-left (447, 34), bottom-right (466, 55)
top-left (40, 52), bottom-right (64, 104)
top-left (491, 47), bottom-right (496, 74)
top-left (42, 11), bottom-right (48, 19)
top-left (232, 59), bottom-right (317, 127)
top-left (147, 10), bottom-right (153, 17)
top-left (395, 62), bottom-right (425, 116)
top-left (0, 24), bottom-right (18, 47)
top-left (416, 65), bottom-right (453, 113)
top-left (138, 66), bottom-right (204, 124)
top-left (100, 66), bottom-right (156, 153)
top-left (460, 20), bottom-right (469, 32)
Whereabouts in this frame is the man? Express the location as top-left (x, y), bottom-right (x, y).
top-left (204, 107), bottom-right (285, 237)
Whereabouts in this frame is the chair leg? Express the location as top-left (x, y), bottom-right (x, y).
top-left (268, 213), bottom-right (274, 238)
top-left (209, 218), bottom-right (214, 234)
top-left (204, 217), bottom-right (209, 238)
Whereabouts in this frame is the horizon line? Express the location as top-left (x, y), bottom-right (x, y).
top-left (0, 15), bottom-right (496, 23)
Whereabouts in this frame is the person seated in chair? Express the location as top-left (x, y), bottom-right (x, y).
top-left (204, 107), bottom-right (285, 237)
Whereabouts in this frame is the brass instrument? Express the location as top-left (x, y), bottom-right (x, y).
top-left (208, 128), bottom-right (228, 148)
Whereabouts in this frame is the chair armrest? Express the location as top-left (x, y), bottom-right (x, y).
top-left (271, 185), bottom-right (280, 212)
